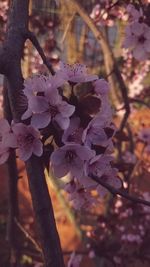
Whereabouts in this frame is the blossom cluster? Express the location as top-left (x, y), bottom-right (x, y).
top-left (121, 49), bottom-right (150, 98)
top-left (123, 4), bottom-right (150, 61)
top-left (86, 190), bottom-right (150, 267)
top-left (0, 62), bottom-right (122, 209)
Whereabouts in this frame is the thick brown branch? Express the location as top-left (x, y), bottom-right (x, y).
top-left (26, 156), bottom-right (65, 267)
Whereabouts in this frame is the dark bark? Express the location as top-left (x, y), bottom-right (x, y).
top-left (26, 156), bottom-right (65, 267)
top-left (3, 78), bottom-right (20, 267)
top-left (0, 1), bottom-right (65, 266)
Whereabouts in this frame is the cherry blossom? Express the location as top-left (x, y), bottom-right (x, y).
top-left (122, 151), bottom-right (136, 164)
top-left (82, 116), bottom-right (115, 148)
top-left (23, 86), bottom-right (75, 129)
top-left (138, 128), bottom-right (150, 152)
top-left (57, 62), bottom-right (98, 84)
top-left (84, 155), bottom-right (122, 197)
top-left (69, 188), bottom-right (95, 210)
top-left (124, 22), bottom-right (150, 61)
top-left (9, 123), bottom-right (43, 161)
top-left (22, 74), bottom-right (66, 121)
top-left (62, 117), bottom-right (83, 144)
top-left (0, 147), bottom-right (9, 165)
top-left (0, 118), bottom-right (16, 164)
top-left (23, 73), bottom-right (65, 98)
top-left (50, 143), bottom-right (95, 179)
top-left (138, 128), bottom-right (150, 144)
top-left (67, 252), bottom-right (82, 267)
top-left (126, 4), bottom-right (143, 22)
top-left (93, 79), bottom-right (110, 96)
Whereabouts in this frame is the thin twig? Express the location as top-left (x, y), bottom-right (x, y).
top-left (90, 174), bottom-right (150, 207)
top-left (25, 31), bottom-right (55, 75)
top-left (60, 12), bottom-right (76, 43)
top-left (129, 97), bottom-right (150, 108)
top-left (14, 218), bottom-right (42, 254)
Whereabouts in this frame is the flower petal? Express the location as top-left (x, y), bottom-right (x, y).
top-left (31, 112), bottom-right (51, 129)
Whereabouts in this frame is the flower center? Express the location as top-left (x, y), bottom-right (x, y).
top-left (17, 133), bottom-right (34, 147)
top-left (48, 105), bottom-right (58, 118)
top-left (138, 35), bottom-right (146, 44)
top-left (68, 128), bottom-right (83, 143)
top-left (65, 150), bottom-right (76, 163)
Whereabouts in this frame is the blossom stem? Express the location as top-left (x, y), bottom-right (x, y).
top-left (90, 174), bottom-right (150, 207)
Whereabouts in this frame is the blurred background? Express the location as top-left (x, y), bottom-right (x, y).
top-left (0, 0), bottom-right (150, 267)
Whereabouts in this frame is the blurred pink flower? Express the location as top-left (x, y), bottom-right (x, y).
top-left (50, 143), bottom-right (95, 179)
top-left (138, 128), bottom-right (150, 144)
top-left (69, 188), bottom-right (95, 210)
top-left (124, 22), bottom-right (150, 60)
top-left (126, 4), bottom-right (143, 21)
top-left (67, 252), bottom-right (82, 267)
top-left (123, 151), bottom-right (136, 164)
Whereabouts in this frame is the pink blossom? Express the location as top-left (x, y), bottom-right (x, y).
top-left (97, 169), bottom-right (122, 197)
top-left (69, 188), bottom-right (95, 210)
top-left (0, 118), bottom-right (16, 164)
top-left (141, 0), bottom-right (150, 5)
top-left (67, 252), bottom-right (82, 267)
top-left (88, 250), bottom-right (95, 259)
top-left (9, 123), bottom-right (43, 161)
top-left (62, 117), bottom-right (83, 144)
top-left (23, 86), bottom-right (75, 129)
top-left (23, 74), bottom-right (65, 98)
top-left (22, 74), bottom-right (66, 121)
top-left (138, 128), bottom-right (150, 144)
top-left (90, 4), bottom-right (114, 27)
top-left (124, 22), bottom-right (150, 61)
top-left (126, 4), bottom-right (143, 22)
top-left (50, 144), bottom-right (95, 179)
top-left (57, 62), bottom-right (98, 84)
top-left (0, 119), bottom-right (16, 164)
top-left (123, 151), bottom-right (136, 164)
top-left (82, 116), bottom-right (115, 148)
top-left (138, 128), bottom-right (150, 152)
top-left (85, 154), bottom-right (114, 178)
top-left (84, 155), bottom-right (122, 197)
top-left (0, 147), bottom-right (9, 165)
top-left (93, 79), bottom-right (110, 96)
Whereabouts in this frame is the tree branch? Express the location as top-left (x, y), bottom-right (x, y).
top-left (69, 0), bottom-right (130, 131)
top-left (0, 1), bottom-right (65, 266)
top-left (90, 174), bottom-right (150, 207)
top-left (26, 156), bottom-right (65, 267)
top-left (25, 31), bottom-right (55, 75)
